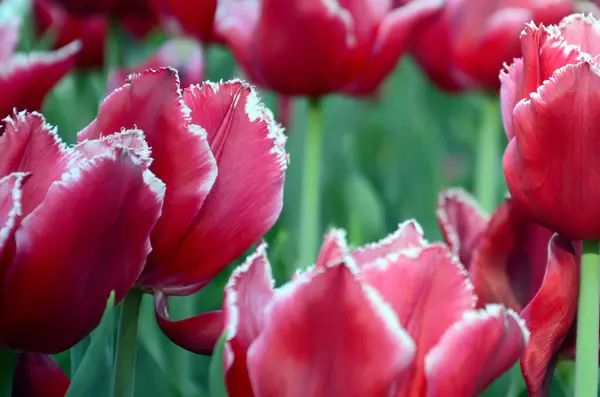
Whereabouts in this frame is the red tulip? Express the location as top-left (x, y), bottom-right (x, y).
top-left (12, 354), bottom-right (69, 397)
top-left (150, 0), bottom-right (218, 43)
top-left (501, 14), bottom-right (600, 240)
top-left (409, 0), bottom-right (573, 91)
top-left (78, 68), bottom-right (288, 354)
top-left (214, 0), bottom-right (443, 97)
top-left (105, 38), bottom-right (204, 93)
top-left (0, 20), bottom-right (80, 119)
top-left (223, 223), bottom-right (529, 396)
top-left (0, 111), bottom-right (165, 353)
top-left (437, 188), bottom-right (580, 396)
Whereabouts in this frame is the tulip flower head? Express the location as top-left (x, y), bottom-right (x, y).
top-left (437, 188), bottom-right (580, 396)
top-left (223, 222), bottom-right (530, 396)
top-left (502, 14), bottom-right (600, 240)
top-left (149, 0), bottom-right (219, 43)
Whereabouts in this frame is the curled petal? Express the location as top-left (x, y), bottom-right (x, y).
top-left (0, 148), bottom-right (165, 353)
top-left (520, 235), bottom-right (579, 397)
top-left (162, 80), bottom-right (287, 294)
top-left (558, 13), bottom-right (600, 57)
top-left (247, 262), bottom-right (415, 397)
top-left (0, 41), bottom-right (81, 119)
top-left (154, 291), bottom-right (223, 355)
top-left (223, 243), bottom-right (275, 397)
top-left (425, 305), bottom-right (529, 396)
top-left (436, 188), bottom-right (489, 268)
top-left (12, 353), bottom-right (69, 397)
top-left (315, 228), bottom-right (349, 268)
top-left (0, 173), bottom-right (27, 258)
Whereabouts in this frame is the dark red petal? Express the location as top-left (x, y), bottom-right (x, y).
top-left (223, 243), bottom-right (275, 397)
top-left (12, 353), bottom-right (69, 397)
top-left (469, 199), bottom-right (553, 311)
top-left (345, 0), bottom-right (443, 95)
top-left (161, 81), bottom-right (287, 294)
top-left (0, 112), bottom-right (73, 216)
top-left (0, 20), bottom-right (20, 62)
top-left (154, 291), bottom-right (223, 355)
top-left (246, 262), bottom-right (415, 397)
top-left (0, 41), bottom-right (80, 119)
top-left (558, 13), bottom-right (600, 57)
top-left (0, 173), bottom-right (27, 258)
top-left (425, 305), bottom-right (529, 396)
top-left (361, 244), bottom-right (476, 396)
top-left (351, 220), bottom-right (426, 266)
top-left (315, 228), bottom-right (349, 268)
top-left (0, 148), bottom-right (165, 353)
top-left (150, 0), bottom-right (217, 42)
top-left (520, 235), bottom-right (579, 397)
top-left (504, 61), bottom-right (600, 240)
top-left (79, 68), bottom-right (218, 293)
top-left (436, 188), bottom-right (489, 268)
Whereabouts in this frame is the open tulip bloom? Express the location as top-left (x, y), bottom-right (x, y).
top-left (223, 222), bottom-right (530, 396)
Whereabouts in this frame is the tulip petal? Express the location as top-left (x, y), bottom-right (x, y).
top-left (223, 243), bottom-right (275, 397)
top-left (0, 145), bottom-right (165, 353)
top-left (12, 353), bottom-right (69, 397)
top-left (154, 291), bottom-right (223, 355)
top-left (520, 235), bottom-right (579, 397)
top-left (469, 200), bottom-right (553, 311)
top-left (361, 244), bottom-right (476, 395)
top-left (161, 81), bottom-right (286, 294)
top-left (0, 41), bottom-right (80, 118)
top-left (436, 188), bottom-right (489, 268)
top-left (78, 68), bottom-right (218, 292)
top-left (351, 220), bottom-right (426, 266)
top-left (315, 228), bottom-right (349, 267)
top-left (152, 0), bottom-right (217, 42)
top-left (346, 0), bottom-right (443, 95)
top-left (0, 20), bottom-right (20, 62)
top-left (558, 13), bottom-right (600, 57)
top-left (505, 61), bottom-right (600, 240)
top-left (246, 262), bottom-right (415, 397)
top-left (0, 173), bottom-right (27, 258)
top-left (424, 305), bottom-right (529, 396)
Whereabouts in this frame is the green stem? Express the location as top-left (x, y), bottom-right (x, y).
top-left (113, 289), bottom-right (143, 397)
top-left (574, 241), bottom-right (600, 397)
top-left (473, 96), bottom-right (501, 212)
top-left (298, 100), bottom-right (323, 268)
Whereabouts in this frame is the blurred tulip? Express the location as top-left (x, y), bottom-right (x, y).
top-left (0, 20), bottom-right (80, 120)
top-left (214, 0), bottom-right (443, 97)
top-left (105, 38), bottom-right (204, 93)
top-left (409, 0), bottom-right (573, 91)
top-left (12, 354), bottom-right (69, 397)
top-left (437, 188), bottom-right (580, 396)
top-left (150, 0), bottom-right (219, 43)
top-left (501, 14), bottom-right (600, 240)
top-left (0, 111), bottom-right (165, 353)
top-left (223, 223), bottom-right (529, 396)
top-left (34, 0), bottom-right (157, 68)
top-left (78, 68), bottom-right (288, 354)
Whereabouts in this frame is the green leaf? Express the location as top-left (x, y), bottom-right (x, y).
top-left (208, 332), bottom-right (228, 397)
top-left (66, 292), bottom-right (116, 397)
top-left (69, 336), bottom-right (91, 378)
top-left (344, 171), bottom-right (385, 246)
top-left (0, 349), bottom-right (16, 397)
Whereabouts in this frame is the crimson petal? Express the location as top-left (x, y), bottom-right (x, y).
top-left (246, 262), bottom-right (415, 397)
top-left (315, 228), bottom-right (349, 268)
top-left (425, 305), bottom-right (529, 396)
top-left (12, 353), bottom-right (69, 397)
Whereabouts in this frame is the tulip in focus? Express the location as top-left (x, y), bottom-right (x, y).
top-left (437, 189), bottom-right (580, 396)
top-left (0, 111), bottom-right (165, 353)
top-left (214, 0), bottom-right (444, 97)
top-left (223, 222), bottom-right (529, 396)
top-left (502, 13), bottom-right (600, 240)
top-left (409, 0), bottom-right (573, 91)
top-left (78, 68), bottom-right (288, 354)
top-left (0, 19), bottom-right (80, 120)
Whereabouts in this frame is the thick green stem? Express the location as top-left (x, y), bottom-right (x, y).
top-left (113, 289), bottom-right (143, 397)
top-left (473, 96), bottom-right (501, 212)
top-left (298, 100), bottom-right (323, 268)
top-left (574, 241), bottom-right (600, 397)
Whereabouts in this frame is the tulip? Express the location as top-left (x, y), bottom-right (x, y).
top-left (0, 111), bottom-right (165, 353)
top-left (214, 0), bottom-right (443, 97)
top-left (437, 188), bottom-right (580, 396)
top-left (0, 20), bottom-right (80, 120)
top-left (149, 0), bottom-right (219, 44)
top-left (77, 68), bottom-right (288, 354)
top-left (223, 222), bottom-right (529, 396)
top-left (409, 0), bottom-right (573, 91)
top-left (12, 354), bottom-right (69, 397)
top-left (105, 38), bottom-right (204, 94)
